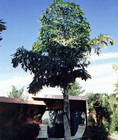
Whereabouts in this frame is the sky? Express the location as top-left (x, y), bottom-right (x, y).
top-left (0, 0), bottom-right (118, 97)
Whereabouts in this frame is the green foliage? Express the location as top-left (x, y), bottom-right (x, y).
top-left (0, 19), bottom-right (6, 41)
top-left (90, 34), bottom-right (114, 55)
top-left (108, 94), bottom-right (118, 134)
top-left (11, 1), bottom-right (114, 94)
top-left (12, 0), bottom-right (92, 94)
top-left (114, 81), bottom-right (118, 95)
top-left (68, 82), bottom-right (85, 96)
top-left (33, 0), bottom-right (91, 51)
top-left (113, 65), bottom-right (118, 95)
top-left (88, 93), bottom-right (118, 135)
top-left (8, 86), bottom-right (25, 99)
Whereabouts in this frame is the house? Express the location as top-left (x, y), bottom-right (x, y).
top-left (0, 95), bottom-right (87, 140)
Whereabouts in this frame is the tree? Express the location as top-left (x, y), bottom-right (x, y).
top-left (113, 64), bottom-right (118, 95)
top-left (8, 86), bottom-right (25, 99)
top-left (114, 81), bottom-right (118, 95)
top-left (88, 93), bottom-right (118, 136)
top-left (88, 94), bottom-right (111, 126)
top-left (12, 0), bottom-right (114, 139)
top-left (68, 82), bottom-right (85, 96)
top-left (0, 19), bottom-right (6, 41)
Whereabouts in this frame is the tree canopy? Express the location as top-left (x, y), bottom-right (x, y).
top-left (12, 1), bottom-right (114, 94)
top-left (68, 82), bottom-right (85, 96)
top-left (12, 0), bottom-right (93, 94)
top-left (8, 86), bottom-right (25, 99)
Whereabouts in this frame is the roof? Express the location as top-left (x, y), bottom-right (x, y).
top-left (0, 97), bottom-right (45, 105)
top-left (33, 95), bottom-right (87, 110)
top-left (33, 95), bottom-right (87, 101)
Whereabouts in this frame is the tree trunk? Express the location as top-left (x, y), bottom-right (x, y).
top-left (63, 86), bottom-right (71, 140)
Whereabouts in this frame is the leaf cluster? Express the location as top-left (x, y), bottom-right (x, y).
top-left (90, 34), bottom-right (114, 55)
top-left (0, 19), bottom-right (6, 41)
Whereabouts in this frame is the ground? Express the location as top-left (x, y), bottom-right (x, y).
top-left (109, 134), bottom-right (118, 140)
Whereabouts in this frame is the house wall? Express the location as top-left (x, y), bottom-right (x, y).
top-left (0, 102), bottom-right (45, 127)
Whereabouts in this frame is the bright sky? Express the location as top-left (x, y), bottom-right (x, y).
top-left (0, 0), bottom-right (118, 97)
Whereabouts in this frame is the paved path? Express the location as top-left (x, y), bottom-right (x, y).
top-left (109, 134), bottom-right (118, 140)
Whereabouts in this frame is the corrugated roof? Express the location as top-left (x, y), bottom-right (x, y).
top-left (0, 97), bottom-right (45, 105)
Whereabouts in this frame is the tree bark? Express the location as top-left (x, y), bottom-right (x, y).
top-left (63, 86), bottom-right (71, 140)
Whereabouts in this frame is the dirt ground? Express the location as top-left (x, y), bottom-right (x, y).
top-left (108, 134), bottom-right (118, 140)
